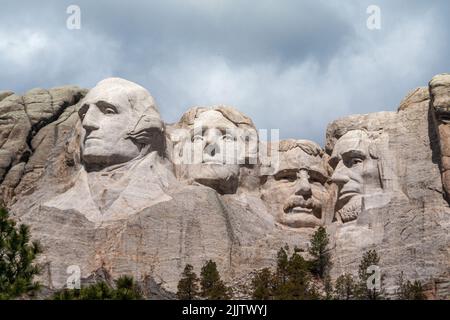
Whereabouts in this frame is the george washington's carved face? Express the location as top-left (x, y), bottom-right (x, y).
top-left (78, 78), bottom-right (163, 171)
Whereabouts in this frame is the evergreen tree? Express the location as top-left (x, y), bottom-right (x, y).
top-left (200, 260), bottom-right (230, 300)
top-left (308, 226), bottom-right (331, 279)
top-left (52, 275), bottom-right (142, 300)
top-left (177, 264), bottom-right (200, 300)
top-left (251, 268), bottom-right (274, 300)
top-left (275, 245), bottom-right (289, 288)
top-left (323, 274), bottom-right (334, 300)
top-left (113, 275), bottom-right (142, 300)
top-left (395, 272), bottom-right (426, 300)
top-left (0, 206), bottom-right (42, 299)
top-left (285, 250), bottom-right (311, 299)
top-left (334, 273), bottom-right (356, 300)
top-left (273, 247), bottom-right (314, 300)
top-left (357, 250), bottom-right (384, 300)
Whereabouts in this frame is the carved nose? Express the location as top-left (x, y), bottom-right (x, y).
top-left (203, 129), bottom-right (221, 156)
top-left (82, 106), bottom-right (100, 132)
top-left (330, 163), bottom-right (350, 186)
top-left (295, 174), bottom-right (312, 197)
top-left (204, 143), bottom-right (219, 157)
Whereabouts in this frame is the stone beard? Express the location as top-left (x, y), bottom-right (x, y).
top-left (329, 130), bottom-right (384, 223)
top-left (261, 140), bottom-right (331, 228)
top-left (172, 106), bottom-right (257, 194)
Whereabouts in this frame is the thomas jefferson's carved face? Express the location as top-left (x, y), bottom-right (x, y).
top-left (182, 110), bottom-right (242, 193)
top-left (173, 106), bottom-right (258, 194)
top-left (261, 145), bottom-right (330, 228)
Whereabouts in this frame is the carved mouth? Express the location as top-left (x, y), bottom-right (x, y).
top-left (288, 206), bottom-right (313, 214)
top-left (202, 160), bottom-right (224, 165)
top-left (85, 136), bottom-right (102, 141)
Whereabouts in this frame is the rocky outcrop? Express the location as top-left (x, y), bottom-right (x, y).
top-left (0, 86), bottom-right (86, 206)
top-left (1, 76), bottom-right (449, 299)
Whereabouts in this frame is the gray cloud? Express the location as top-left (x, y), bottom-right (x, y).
top-left (1, 0), bottom-right (450, 145)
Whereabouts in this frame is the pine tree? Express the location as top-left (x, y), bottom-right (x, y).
top-left (308, 226), bottom-right (331, 279)
top-left (334, 273), bottom-right (356, 300)
top-left (0, 206), bottom-right (42, 299)
top-left (272, 246), bottom-right (314, 300)
top-left (286, 250), bottom-right (313, 299)
top-left (200, 260), bottom-right (230, 300)
top-left (395, 272), bottom-right (426, 300)
top-left (275, 245), bottom-right (289, 287)
top-left (52, 275), bottom-right (142, 300)
top-left (177, 264), bottom-right (200, 300)
top-left (113, 275), bottom-right (142, 300)
top-left (251, 268), bottom-right (274, 300)
top-left (323, 274), bottom-right (334, 300)
top-left (357, 250), bottom-right (384, 300)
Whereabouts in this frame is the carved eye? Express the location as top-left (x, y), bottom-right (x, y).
top-left (192, 135), bottom-right (203, 142)
top-left (222, 134), bottom-right (234, 142)
top-left (78, 104), bottom-right (89, 120)
top-left (275, 171), bottom-right (297, 183)
top-left (104, 107), bottom-right (116, 115)
top-left (97, 101), bottom-right (118, 115)
top-left (349, 157), bottom-right (363, 166)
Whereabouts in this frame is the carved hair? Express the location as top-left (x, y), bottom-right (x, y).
top-left (176, 105), bottom-right (256, 132)
top-left (278, 139), bottom-right (324, 157)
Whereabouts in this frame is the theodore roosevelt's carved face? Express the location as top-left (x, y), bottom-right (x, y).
top-left (261, 140), bottom-right (331, 228)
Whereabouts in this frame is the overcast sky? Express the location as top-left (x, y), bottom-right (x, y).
top-left (1, 0), bottom-right (449, 145)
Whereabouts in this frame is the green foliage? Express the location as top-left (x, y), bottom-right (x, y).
top-left (113, 275), bottom-right (142, 300)
top-left (334, 273), bottom-right (357, 300)
top-left (308, 226), bottom-right (331, 279)
top-left (200, 260), bottom-right (230, 300)
top-left (177, 264), bottom-right (200, 300)
top-left (395, 272), bottom-right (426, 300)
top-left (323, 274), bottom-right (334, 300)
top-left (275, 245), bottom-right (289, 287)
top-left (356, 250), bottom-right (384, 300)
top-left (270, 246), bottom-right (317, 300)
top-left (251, 268), bottom-right (274, 300)
top-left (0, 207), bottom-right (42, 299)
top-left (52, 275), bottom-right (142, 300)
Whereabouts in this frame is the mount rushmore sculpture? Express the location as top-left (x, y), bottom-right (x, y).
top-left (0, 75), bottom-right (449, 298)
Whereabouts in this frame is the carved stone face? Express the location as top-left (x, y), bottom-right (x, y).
top-left (78, 78), bottom-right (162, 171)
top-left (261, 141), bottom-right (330, 228)
top-left (183, 110), bottom-right (241, 193)
top-left (430, 74), bottom-right (450, 200)
top-left (329, 130), bottom-right (381, 223)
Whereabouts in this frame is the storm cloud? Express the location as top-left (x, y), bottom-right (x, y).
top-left (1, 0), bottom-right (449, 144)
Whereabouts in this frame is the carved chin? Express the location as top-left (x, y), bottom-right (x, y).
top-left (81, 149), bottom-right (139, 171)
top-left (280, 212), bottom-right (322, 228)
top-left (187, 164), bottom-right (240, 194)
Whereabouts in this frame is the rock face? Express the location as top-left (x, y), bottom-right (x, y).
top-left (1, 76), bottom-right (449, 299)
